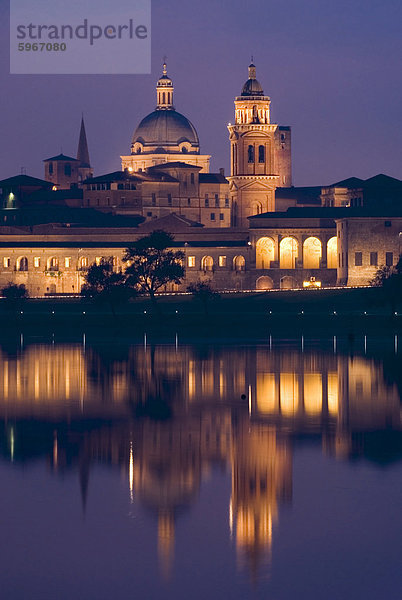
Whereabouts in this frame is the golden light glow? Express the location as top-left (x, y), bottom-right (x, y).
top-left (280, 237), bottom-right (298, 269)
top-left (327, 372), bottom-right (339, 415)
top-left (303, 373), bottom-right (322, 414)
top-left (129, 442), bottom-right (134, 502)
top-left (256, 237), bottom-right (275, 269)
top-left (303, 237), bottom-right (322, 269)
top-left (280, 373), bottom-right (299, 415)
top-left (327, 237), bottom-right (338, 269)
top-left (256, 373), bottom-right (276, 413)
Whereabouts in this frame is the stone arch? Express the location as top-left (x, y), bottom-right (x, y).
top-left (47, 256), bottom-right (59, 271)
top-left (233, 255), bottom-right (246, 272)
top-left (327, 237), bottom-right (338, 269)
top-left (256, 276), bottom-right (274, 290)
top-left (201, 256), bottom-right (213, 272)
top-left (256, 237), bottom-right (275, 269)
top-left (280, 237), bottom-right (298, 269)
top-left (303, 237), bottom-right (322, 269)
top-left (280, 276), bottom-right (298, 290)
top-left (16, 256), bottom-right (28, 272)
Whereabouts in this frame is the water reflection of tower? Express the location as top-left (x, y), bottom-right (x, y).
top-left (230, 416), bottom-right (292, 580)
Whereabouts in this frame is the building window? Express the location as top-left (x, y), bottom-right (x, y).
top-left (147, 212), bottom-right (152, 217)
top-left (188, 256), bottom-right (195, 268)
top-left (248, 145), bottom-right (255, 163)
top-left (191, 173), bottom-right (195, 185)
top-left (3, 257), bottom-right (10, 268)
top-left (219, 256), bottom-right (227, 267)
top-left (210, 213), bottom-right (215, 221)
top-left (386, 252), bottom-right (393, 266)
top-left (152, 193), bottom-right (156, 206)
top-left (168, 194), bottom-right (172, 206)
top-left (355, 252), bottom-right (362, 267)
top-left (64, 257), bottom-right (71, 268)
top-left (95, 257), bottom-right (102, 266)
top-left (219, 213), bottom-right (224, 221)
top-left (384, 221), bottom-right (392, 228)
top-left (370, 252), bottom-right (378, 266)
top-left (80, 257), bottom-right (88, 269)
top-left (215, 194), bottom-right (219, 207)
top-left (225, 196), bottom-right (229, 207)
top-left (187, 198), bottom-right (191, 206)
top-left (49, 162), bottom-right (53, 175)
top-left (117, 184), bottom-right (124, 190)
top-left (17, 257), bottom-right (28, 272)
top-left (259, 145), bottom-right (265, 163)
top-left (34, 257), bottom-right (40, 268)
top-left (205, 194), bottom-right (209, 207)
top-left (64, 164), bottom-right (71, 177)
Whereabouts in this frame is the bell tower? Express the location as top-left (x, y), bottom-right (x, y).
top-left (228, 63), bottom-right (280, 227)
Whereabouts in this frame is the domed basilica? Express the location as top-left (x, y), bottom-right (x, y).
top-left (121, 62), bottom-right (210, 173)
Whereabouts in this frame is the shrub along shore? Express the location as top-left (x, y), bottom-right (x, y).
top-left (1, 287), bottom-right (401, 337)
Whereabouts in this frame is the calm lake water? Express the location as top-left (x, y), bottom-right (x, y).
top-left (0, 333), bottom-right (401, 599)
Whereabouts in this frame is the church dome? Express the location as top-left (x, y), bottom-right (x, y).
top-left (241, 63), bottom-right (264, 96)
top-left (131, 61), bottom-right (200, 155)
top-left (132, 109), bottom-right (199, 153)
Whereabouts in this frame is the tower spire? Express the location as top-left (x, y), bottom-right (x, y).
top-left (77, 116), bottom-right (91, 168)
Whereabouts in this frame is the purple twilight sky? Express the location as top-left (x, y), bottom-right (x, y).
top-left (1, 0), bottom-right (402, 186)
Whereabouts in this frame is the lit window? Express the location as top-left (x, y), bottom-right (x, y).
top-left (34, 257), bottom-right (40, 268)
top-left (95, 257), bottom-right (102, 266)
top-left (80, 257), bottom-right (88, 268)
top-left (188, 256), bottom-right (195, 267)
top-left (219, 256), bottom-right (227, 267)
top-left (3, 257), bottom-right (10, 268)
top-left (65, 257), bottom-right (71, 268)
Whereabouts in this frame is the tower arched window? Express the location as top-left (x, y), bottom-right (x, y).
top-left (259, 145), bottom-right (265, 163)
top-left (248, 145), bottom-right (255, 163)
top-left (162, 92), bottom-right (166, 104)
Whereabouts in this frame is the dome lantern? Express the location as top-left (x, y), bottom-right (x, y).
top-left (156, 59), bottom-right (174, 110)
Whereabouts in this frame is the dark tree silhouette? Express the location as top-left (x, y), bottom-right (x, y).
top-left (370, 257), bottom-right (402, 313)
top-left (81, 258), bottom-right (135, 315)
top-left (187, 280), bottom-right (220, 315)
top-left (123, 230), bottom-right (185, 305)
top-left (1, 283), bottom-right (29, 312)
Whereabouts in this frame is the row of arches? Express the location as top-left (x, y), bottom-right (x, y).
top-left (13, 256), bottom-right (119, 272)
top-left (201, 255), bottom-right (245, 272)
top-left (256, 276), bottom-right (298, 290)
top-left (256, 236), bottom-right (337, 270)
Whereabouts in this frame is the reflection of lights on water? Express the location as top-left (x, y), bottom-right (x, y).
top-left (364, 336), bottom-right (367, 354)
top-left (129, 442), bottom-right (134, 503)
top-left (229, 497), bottom-right (233, 538)
top-left (333, 335), bottom-right (337, 353)
top-left (395, 335), bottom-right (398, 354)
top-left (9, 427), bottom-right (14, 462)
top-left (53, 432), bottom-right (58, 467)
top-left (248, 384), bottom-right (252, 415)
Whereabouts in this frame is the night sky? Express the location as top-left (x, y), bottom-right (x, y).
top-left (1, 0), bottom-right (402, 185)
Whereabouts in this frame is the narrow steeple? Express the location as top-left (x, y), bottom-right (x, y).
top-left (77, 116), bottom-right (91, 168)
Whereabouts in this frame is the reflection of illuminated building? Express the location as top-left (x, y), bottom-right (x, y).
top-left (0, 340), bottom-right (400, 582)
top-left (231, 419), bottom-right (292, 578)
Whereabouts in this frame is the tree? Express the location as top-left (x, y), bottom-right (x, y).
top-left (1, 283), bottom-right (29, 311)
top-left (370, 257), bottom-right (402, 313)
top-left (123, 230), bottom-right (185, 305)
top-left (187, 280), bottom-right (220, 315)
top-left (81, 258), bottom-right (135, 315)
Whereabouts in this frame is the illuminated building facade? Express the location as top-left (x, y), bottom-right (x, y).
top-left (1, 62), bottom-right (402, 291)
